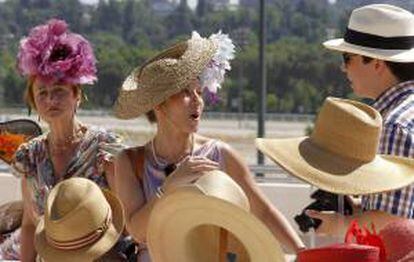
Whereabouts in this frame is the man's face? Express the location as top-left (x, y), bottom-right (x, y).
top-left (341, 53), bottom-right (377, 99)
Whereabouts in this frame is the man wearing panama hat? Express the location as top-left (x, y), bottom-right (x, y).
top-left (258, 4), bottom-right (414, 236)
top-left (314, 3), bottom-right (414, 232)
top-left (256, 97), bottom-right (414, 235)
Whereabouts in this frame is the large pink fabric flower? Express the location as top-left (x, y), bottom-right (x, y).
top-left (17, 19), bottom-right (97, 86)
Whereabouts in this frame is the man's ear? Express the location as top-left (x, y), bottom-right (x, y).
top-left (153, 104), bottom-right (165, 119)
top-left (154, 104), bottom-right (162, 111)
top-left (374, 59), bottom-right (387, 74)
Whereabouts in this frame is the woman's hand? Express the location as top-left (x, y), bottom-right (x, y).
top-left (305, 210), bottom-right (349, 236)
top-left (162, 156), bottom-right (219, 193)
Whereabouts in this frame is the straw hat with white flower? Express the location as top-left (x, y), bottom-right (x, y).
top-left (114, 31), bottom-right (235, 119)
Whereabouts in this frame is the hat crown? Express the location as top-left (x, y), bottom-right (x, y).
top-left (45, 178), bottom-right (110, 242)
top-left (349, 4), bottom-right (414, 37)
top-left (137, 37), bottom-right (216, 93)
top-left (114, 36), bottom-right (217, 119)
top-left (311, 97), bottom-right (382, 162)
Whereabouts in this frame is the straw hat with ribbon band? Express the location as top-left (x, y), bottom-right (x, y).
top-left (147, 170), bottom-right (286, 262)
top-left (324, 4), bottom-right (414, 63)
top-left (35, 177), bottom-right (125, 262)
top-left (256, 97), bottom-right (414, 195)
top-left (114, 31), bottom-right (235, 119)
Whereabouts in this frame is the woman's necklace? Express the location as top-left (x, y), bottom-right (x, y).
top-left (48, 125), bottom-right (86, 154)
top-left (151, 134), bottom-right (194, 171)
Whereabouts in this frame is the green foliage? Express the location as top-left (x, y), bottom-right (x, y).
top-left (0, 0), bottom-right (386, 112)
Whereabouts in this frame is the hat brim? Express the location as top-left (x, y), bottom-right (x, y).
top-left (323, 38), bottom-right (414, 63)
top-left (114, 38), bottom-right (217, 120)
top-left (147, 172), bottom-right (286, 262)
top-left (35, 189), bottom-right (125, 262)
top-left (256, 137), bottom-right (414, 195)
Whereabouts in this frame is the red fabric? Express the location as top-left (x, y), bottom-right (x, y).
top-left (345, 220), bottom-right (386, 261)
top-left (298, 220), bottom-right (386, 262)
top-left (297, 243), bottom-right (379, 262)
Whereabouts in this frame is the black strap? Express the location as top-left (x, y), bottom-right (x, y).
top-left (344, 28), bottom-right (414, 50)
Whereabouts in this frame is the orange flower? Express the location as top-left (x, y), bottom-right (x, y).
top-left (0, 131), bottom-right (27, 163)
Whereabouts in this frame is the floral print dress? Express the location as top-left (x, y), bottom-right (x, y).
top-left (0, 126), bottom-right (122, 260)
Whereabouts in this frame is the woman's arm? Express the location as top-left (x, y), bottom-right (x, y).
top-left (20, 177), bottom-right (37, 262)
top-left (221, 146), bottom-right (305, 253)
top-left (114, 149), bottom-right (220, 243)
top-left (114, 150), bottom-right (153, 243)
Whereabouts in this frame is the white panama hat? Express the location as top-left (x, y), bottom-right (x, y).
top-left (324, 4), bottom-right (414, 62)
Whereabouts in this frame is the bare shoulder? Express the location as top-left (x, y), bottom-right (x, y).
top-left (193, 134), bottom-right (229, 149)
top-left (115, 148), bottom-right (136, 175)
top-left (193, 134), bottom-right (246, 169)
top-left (117, 145), bottom-right (145, 161)
top-left (193, 134), bottom-right (211, 145)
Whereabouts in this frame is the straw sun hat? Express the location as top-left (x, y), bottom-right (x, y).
top-left (256, 97), bottom-right (414, 195)
top-left (114, 33), bottom-right (218, 119)
top-left (147, 170), bottom-right (286, 262)
top-left (35, 177), bottom-right (124, 262)
top-left (324, 4), bottom-right (414, 62)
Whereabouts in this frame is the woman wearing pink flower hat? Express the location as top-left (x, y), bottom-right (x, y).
top-left (0, 19), bottom-right (126, 261)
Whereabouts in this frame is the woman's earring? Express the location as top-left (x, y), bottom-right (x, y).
top-left (37, 115), bottom-right (41, 122)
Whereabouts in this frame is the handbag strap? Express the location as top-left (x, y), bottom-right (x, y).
top-left (125, 146), bottom-right (145, 180)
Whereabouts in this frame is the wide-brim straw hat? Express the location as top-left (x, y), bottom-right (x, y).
top-left (256, 97), bottom-right (414, 195)
top-left (114, 34), bottom-right (218, 119)
top-left (35, 178), bottom-right (124, 262)
top-left (147, 170), bottom-right (286, 262)
top-left (323, 4), bottom-right (414, 62)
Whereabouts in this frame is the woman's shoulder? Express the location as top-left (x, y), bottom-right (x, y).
top-left (85, 125), bottom-right (122, 144)
top-left (13, 134), bottom-right (48, 176)
top-left (15, 133), bottom-right (47, 156)
top-left (194, 135), bottom-right (229, 150)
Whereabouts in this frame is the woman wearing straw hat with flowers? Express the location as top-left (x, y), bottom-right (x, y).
top-left (113, 31), bottom-right (305, 260)
top-left (0, 19), bottom-right (127, 261)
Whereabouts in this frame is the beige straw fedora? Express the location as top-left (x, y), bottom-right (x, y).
top-left (114, 34), bottom-right (218, 119)
top-left (147, 170), bottom-right (286, 262)
top-left (323, 4), bottom-right (414, 62)
top-left (256, 97), bottom-right (414, 195)
top-left (35, 177), bottom-right (125, 262)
